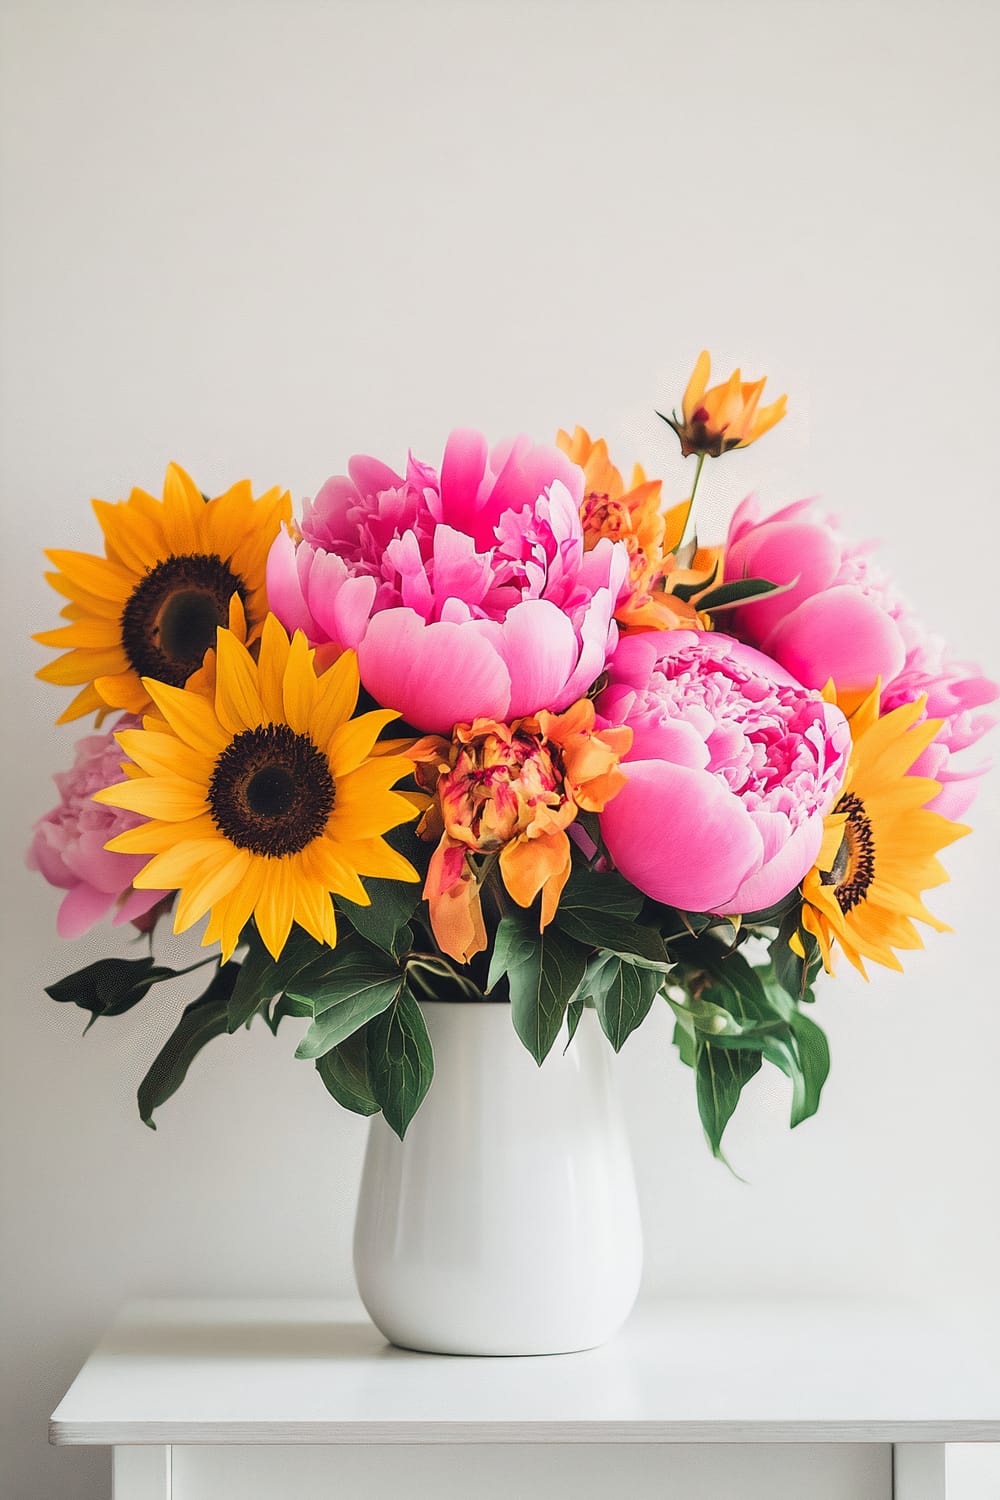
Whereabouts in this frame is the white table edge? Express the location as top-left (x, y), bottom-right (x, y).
top-left (49, 1419), bottom-right (1000, 1447)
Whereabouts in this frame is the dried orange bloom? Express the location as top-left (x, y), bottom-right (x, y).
top-left (557, 426), bottom-right (708, 631)
top-left (663, 351), bottom-right (787, 458)
top-left (411, 700), bottom-right (631, 963)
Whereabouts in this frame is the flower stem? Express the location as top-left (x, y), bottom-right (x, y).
top-left (676, 451), bottom-right (707, 566)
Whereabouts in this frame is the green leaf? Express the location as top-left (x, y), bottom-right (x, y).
top-left (337, 823), bottom-right (423, 958)
top-left (291, 937), bottom-right (404, 1060)
top-left (315, 1027), bottom-right (380, 1116)
top-left (695, 1041), bottom-right (761, 1158)
top-left (590, 954), bottom-right (662, 1051)
top-left (770, 915), bottom-right (821, 1002)
top-left (46, 955), bottom-right (182, 1027)
top-left (673, 1016), bottom-right (697, 1068)
top-left (137, 964), bottom-right (237, 1129)
top-left (367, 983), bottom-right (434, 1138)
top-left (698, 575), bottom-right (795, 612)
top-left (554, 872), bottom-right (669, 969)
top-left (564, 998), bottom-right (584, 1050)
top-left (558, 869), bottom-right (644, 923)
top-left (485, 910), bottom-right (538, 994)
top-left (226, 924), bottom-right (328, 1032)
top-left (667, 986), bottom-right (788, 1048)
top-left (668, 559), bottom-right (719, 603)
top-left (497, 911), bottom-right (589, 1065)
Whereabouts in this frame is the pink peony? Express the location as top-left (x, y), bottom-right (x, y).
top-left (597, 632), bottom-right (851, 914)
top-left (880, 636), bottom-right (998, 821)
top-left (723, 495), bottom-right (908, 694)
top-left (266, 431), bottom-right (629, 732)
top-left (724, 496), bottom-right (997, 815)
top-left (27, 718), bottom-right (169, 939)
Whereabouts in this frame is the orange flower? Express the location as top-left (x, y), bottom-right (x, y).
top-left (662, 351), bottom-right (787, 458)
top-left (411, 700), bottom-right (631, 963)
top-left (557, 426), bottom-right (708, 631)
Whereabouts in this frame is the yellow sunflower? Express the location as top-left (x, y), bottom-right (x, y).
top-left (798, 686), bottom-right (969, 978)
top-left (94, 615), bottom-right (419, 962)
top-left (35, 463), bottom-right (291, 723)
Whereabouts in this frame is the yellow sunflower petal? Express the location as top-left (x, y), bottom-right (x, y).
top-left (257, 613), bottom-right (292, 721)
top-left (311, 649), bottom-right (362, 747)
top-left (44, 549), bottom-right (135, 602)
top-left (254, 860), bottom-right (295, 959)
top-left (105, 813), bottom-right (219, 855)
top-left (95, 774), bottom-right (209, 822)
top-left (327, 709), bottom-right (404, 778)
top-left (54, 681), bottom-right (113, 725)
top-left (214, 628), bottom-right (264, 734)
top-left (174, 846), bottom-right (253, 933)
top-left (144, 677), bottom-right (229, 756)
top-left (114, 729), bottom-right (211, 783)
top-left (282, 630), bottom-right (318, 735)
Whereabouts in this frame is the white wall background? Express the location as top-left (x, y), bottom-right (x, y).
top-left (2, 1), bottom-right (998, 1496)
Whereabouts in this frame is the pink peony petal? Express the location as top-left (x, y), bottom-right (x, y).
top-left (57, 882), bottom-right (117, 940)
top-left (600, 761), bottom-right (764, 913)
top-left (498, 600), bottom-right (580, 720)
top-left (266, 529), bottom-right (322, 640)
top-left (348, 455), bottom-right (404, 496)
top-left (726, 519), bottom-right (841, 644)
top-left (721, 814), bottom-right (824, 915)
top-left (113, 886), bottom-right (171, 926)
top-left (766, 588), bottom-right (907, 693)
top-left (357, 608), bottom-right (512, 732)
top-left (438, 429), bottom-right (488, 533)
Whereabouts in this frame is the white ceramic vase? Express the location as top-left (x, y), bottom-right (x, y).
top-left (353, 999), bottom-right (643, 1356)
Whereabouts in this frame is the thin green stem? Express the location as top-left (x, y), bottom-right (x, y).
top-left (677, 451), bottom-right (707, 562)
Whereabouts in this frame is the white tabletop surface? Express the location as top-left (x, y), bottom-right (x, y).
top-left (49, 1297), bottom-right (1000, 1446)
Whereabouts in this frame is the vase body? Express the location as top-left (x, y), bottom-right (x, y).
top-left (353, 1000), bottom-right (643, 1356)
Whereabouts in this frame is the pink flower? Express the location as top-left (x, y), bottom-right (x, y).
top-left (597, 632), bottom-right (851, 914)
top-left (266, 431), bottom-right (629, 732)
top-left (27, 718), bottom-right (169, 939)
top-left (723, 496), bottom-right (998, 815)
top-left (880, 637), bottom-right (998, 820)
top-left (723, 496), bottom-right (908, 694)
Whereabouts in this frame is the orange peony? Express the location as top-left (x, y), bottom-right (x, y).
top-left (412, 699), bottom-right (631, 963)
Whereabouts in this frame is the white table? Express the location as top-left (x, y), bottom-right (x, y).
top-left (50, 1299), bottom-right (1000, 1499)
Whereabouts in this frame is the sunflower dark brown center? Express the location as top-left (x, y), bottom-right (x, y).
top-left (820, 791), bottom-right (876, 913)
top-left (208, 723), bottom-right (335, 857)
top-left (121, 553), bottom-right (247, 687)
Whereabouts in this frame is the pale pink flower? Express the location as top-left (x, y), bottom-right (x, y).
top-left (598, 632), bottom-right (851, 914)
top-left (27, 718), bottom-right (169, 939)
top-left (266, 431), bottom-right (629, 732)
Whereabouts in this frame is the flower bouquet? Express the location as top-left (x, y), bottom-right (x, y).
top-left (31, 352), bottom-right (997, 1168)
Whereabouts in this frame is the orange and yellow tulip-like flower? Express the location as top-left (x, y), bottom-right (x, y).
top-left (663, 351), bottom-right (787, 458)
top-left (411, 701), bottom-right (631, 964)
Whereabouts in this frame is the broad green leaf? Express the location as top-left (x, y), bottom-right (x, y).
top-left (557, 870), bottom-right (644, 924)
top-left (291, 938), bottom-right (404, 1059)
top-left (264, 991), bottom-right (313, 1034)
top-left (501, 912), bottom-right (589, 1065)
top-left (673, 1017), bottom-right (697, 1068)
top-left (785, 1010), bottom-right (830, 1126)
top-left (226, 923), bottom-right (328, 1032)
top-left (367, 983), bottom-right (434, 1138)
top-left (315, 1027), bottom-right (380, 1116)
top-left (336, 823), bottom-right (423, 958)
top-left (46, 955), bottom-right (182, 1027)
top-left (137, 964), bottom-right (237, 1129)
top-left (591, 955), bottom-right (662, 1051)
top-left (486, 911), bottom-right (538, 994)
top-left (695, 1041), bottom-right (762, 1158)
top-left (564, 998), bottom-right (584, 1050)
top-left (668, 987), bottom-right (788, 1048)
top-left (554, 905), bottom-right (671, 971)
